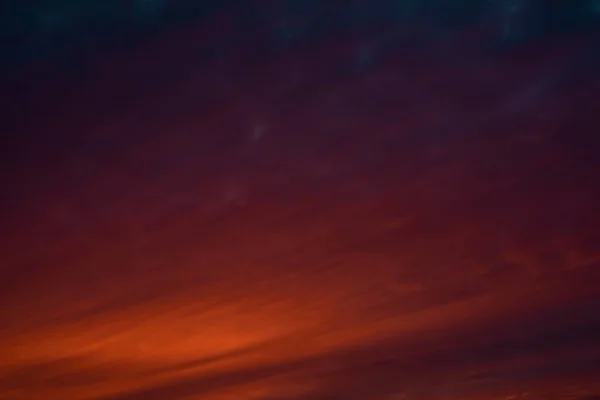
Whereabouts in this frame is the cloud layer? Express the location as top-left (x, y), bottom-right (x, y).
top-left (1, 20), bottom-right (600, 400)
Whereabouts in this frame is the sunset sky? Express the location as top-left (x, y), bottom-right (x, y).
top-left (1, 4), bottom-right (600, 399)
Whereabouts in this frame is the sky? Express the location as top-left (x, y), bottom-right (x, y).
top-left (1, 5), bottom-right (600, 400)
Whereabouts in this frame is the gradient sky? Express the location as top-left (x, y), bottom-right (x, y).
top-left (1, 9), bottom-right (600, 400)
